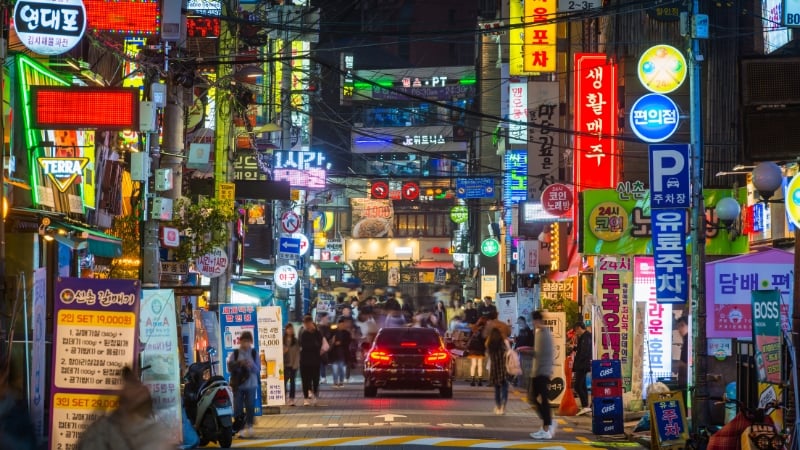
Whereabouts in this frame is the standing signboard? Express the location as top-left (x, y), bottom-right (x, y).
top-left (50, 277), bottom-right (139, 450)
top-left (594, 256), bottom-right (634, 391)
top-left (257, 306), bottom-right (286, 406)
top-left (31, 268), bottom-right (47, 440)
top-left (220, 304), bottom-right (262, 415)
top-left (140, 289), bottom-right (183, 443)
top-left (541, 311), bottom-right (567, 405)
top-left (648, 391), bottom-right (689, 449)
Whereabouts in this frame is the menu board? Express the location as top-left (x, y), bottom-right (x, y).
top-left (50, 277), bottom-right (139, 450)
top-left (220, 304), bottom-right (262, 415)
top-left (140, 289), bottom-right (183, 444)
top-left (257, 306), bottom-right (285, 406)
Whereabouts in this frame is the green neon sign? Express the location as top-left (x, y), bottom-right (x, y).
top-left (450, 205), bottom-right (468, 224)
top-left (481, 238), bottom-right (500, 257)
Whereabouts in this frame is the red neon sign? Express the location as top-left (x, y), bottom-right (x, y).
top-left (187, 17), bottom-right (220, 38)
top-left (573, 53), bottom-right (618, 190)
top-left (32, 87), bottom-right (139, 130)
top-left (83, 0), bottom-right (160, 35)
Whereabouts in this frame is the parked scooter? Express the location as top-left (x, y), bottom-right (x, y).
top-left (182, 348), bottom-right (234, 448)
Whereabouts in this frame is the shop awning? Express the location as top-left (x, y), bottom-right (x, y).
top-left (232, 282), bottom-right (273, 302)
top-left (52, 221), bottom-right (123, 259)
top-left (413, 261), bottom-right (455, 270)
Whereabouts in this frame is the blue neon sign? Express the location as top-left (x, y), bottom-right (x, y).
top-left (630, 93), bottom-right (681, 143)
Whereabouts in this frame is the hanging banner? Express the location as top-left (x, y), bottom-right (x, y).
top-left (508, 82), bottom-right (528, 145)
top-left (50, 277), bottom-right (139, 450)
top-left (140, 289), bottom-right (183, 444)
top-left (634, 257), bottom-right (673, 398)
top-left (651, 209), bottom-right (688, 304)
top-left (257, 306), bottom-right (286, 406)
top-left (751, 290), bottom-right (783, 384)
top-left (523, 0), bottom-right (557, 73)
top-left (527, 81), bottom-right (560, 202)
top-left (541, 311), bottom-right (567, 405)
top-left (31, 268), bottom-right (47, 440)
top-left (220, 304), bottom-right (262, 415)
top-left (594, 257), bottom-right (633, 391)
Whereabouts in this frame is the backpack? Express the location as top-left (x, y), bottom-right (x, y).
top-left (505, 346), bottom-right (523, 376)
top-left (229, 348), bottom-right (257, 389)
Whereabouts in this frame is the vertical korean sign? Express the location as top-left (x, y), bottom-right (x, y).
top-left (652, 209), bottom-right (688, 304)
top-left (257, 306), bottom-right (286, 406)
top-left (574, 54), bottom-right (618, 190)
top-left (634, 257), bottom-right (673, 396)
top-left (50, 277), bottom-right (139, 450)
top-left (594, 257), bottom-right (633, 391)
top-left (31, 268), bottom-right (47, 440)
top-left (523, 0), bottom-right (557, 73)
top-left (751, 290), bottom-right (783, 384)
top-left (508, 82), bottom-right (528, 145)
top-left (220, 304), bottom-right (262, 415)
top-left (527, 81), bottom-right (560, 201)
top-left (140, 289), bottom-right (183, 443)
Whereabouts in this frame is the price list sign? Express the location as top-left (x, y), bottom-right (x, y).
top-left (50, 277), bottom-right (139, 450)
top-left (257, 306), bottom-right (285, 406)
top-left (220, 304), bottom-right (262, 415)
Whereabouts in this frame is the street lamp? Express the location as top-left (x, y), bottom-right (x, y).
top-left (751, 161), bottom-right (783, 202)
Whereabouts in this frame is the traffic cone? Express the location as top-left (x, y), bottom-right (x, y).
top-left (559, 354), bottom-right (578, 416)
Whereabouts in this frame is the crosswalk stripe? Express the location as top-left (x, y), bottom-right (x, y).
top-left (227, 435), bottom-right (630, 449)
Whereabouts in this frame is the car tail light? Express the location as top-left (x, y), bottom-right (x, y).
top-left (368, 349), bottom-right (392, 364)
top-left (400, 342), bottom-right (417, 347)
top-left (213, 389), bottom-right (230, 406)
top-left (425, 349), bottom-right (450, 365)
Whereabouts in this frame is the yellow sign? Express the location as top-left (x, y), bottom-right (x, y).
top-left (589, 201), bottom-right (628, 241)
top-left (509, 0), bottom-right (527, 75)
top-left (218, 182), bottom-right (235, 202)
top-left (38, 157), bottom-right (89, 192)
top-left (786, 174), bottom-right (800, 228)
top-left (637, 45), bottom-right (687, 94)
top-left (522, 0), bottom-right (557, 73)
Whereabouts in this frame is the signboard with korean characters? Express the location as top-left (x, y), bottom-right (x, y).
top-left (541, 183), bottom-right (573, 216)
top-left (50, 277), bottom-right (139, 450)
top-left (14, 0), bottom-right (87, 56)
top-left (508, 82), bottom-right (528, 144)
top-left (630, 94), bottom-right (681, 143)
top-left (594, 256), bottom-right (634, 391)
top-left (581, 188), bottom-right (749, 256)
top-left (649, 144), bottom-right (690, 209)
top-left (705, 248), bottom-right (793, 339)
top-left (634, 257), bottom-right (673, 397)
top-left (527, 81), bottom-right (560, 202)
top-left (272, 150), bottom-right (327, 189)
top-left (350, 198), bottom-right (394, 238)
top-left (517, 240), bottom-right (539, 274)
top-left (504, 150), bottom-right (528, 204)
top-left (651, 209), bottom-right (688, 304)
top-left (456, 177), bottom-right (495, 199)
top-left (220, 305), bottom-right (262, 415)
top-left (540, 311), bottom-right (567, 404)
top-left (274, 265), bottom-right (299, 289)
top-left (195, 246), bottom-right (229, 278)
top-left (648, 391), bottom-right (689, 449)
top-left (257, 306), bottom-right (285, 406)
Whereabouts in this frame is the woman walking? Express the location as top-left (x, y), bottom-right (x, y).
top-left (467, 317), bottom-right (487, 386)
top-left (283, 323), bottom-right (301, 406)
top-left (485, 327), bottom-right (509, 415)
top-left (298, 315), bottom-right (324, 406)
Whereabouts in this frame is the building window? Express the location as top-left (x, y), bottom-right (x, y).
top-left (393, 212), bottom-right (452, 237)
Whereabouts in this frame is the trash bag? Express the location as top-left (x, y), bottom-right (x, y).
top-left (634, 412), bottom-right (650, 433)
top-left (180, 409), bottom-right (199, 449)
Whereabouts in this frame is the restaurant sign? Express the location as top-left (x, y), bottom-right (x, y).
top-left (38, 157), bottom-right (89, 192)
top-left (14, 0), bottom-right (87, 56)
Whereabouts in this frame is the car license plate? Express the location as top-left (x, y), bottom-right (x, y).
top-left (216, 406), bottom-right (233, 417)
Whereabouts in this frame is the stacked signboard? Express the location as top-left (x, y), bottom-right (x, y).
top-left (591, 359), bottom-right (624, 435)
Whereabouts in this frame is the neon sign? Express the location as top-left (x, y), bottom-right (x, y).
top-left (38, 157), bottom-right (89, 192)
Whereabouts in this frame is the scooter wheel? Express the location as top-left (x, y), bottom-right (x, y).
top-left (218, 426), bottom-right (233, 448)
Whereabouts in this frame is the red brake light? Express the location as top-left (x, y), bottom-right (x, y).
top-left (425, 349), bottom-right (450, 364)
top-left (400, 342), bottom-right (417, 347)
top-left (369, 350), bottom-right (392, 363)
top-left (213, 389), bottom-right (230, 406)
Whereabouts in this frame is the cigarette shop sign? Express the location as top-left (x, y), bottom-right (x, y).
top-left (38, 157), bottom-right (89, 192)
top-left (14, 0), bottom-right (87, 56)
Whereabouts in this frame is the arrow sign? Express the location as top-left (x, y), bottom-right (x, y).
top-left (375, 414), bottom-right (406, 423)
top-left (279, 237), bottom-right (301, 254)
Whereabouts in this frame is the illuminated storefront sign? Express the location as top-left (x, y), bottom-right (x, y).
top-left (651, 209), bottom-right (688, 304)
top-left (523, 0), bottom-right (557, 73)
top-left (14, 0), bottom-right (87, 55)
top-left (573, 54), bottom-right (618, 190)
top-left (629, 93), bottom-right (680, 143)
top-left (187, 17), bottom-right (220, 38)
top-left (504, 150), bottom-right (528, 203)
top-left (38, 157), bottom-right (89, 192)
top-left (273, 169), bottom-right (326, 189)
top-left (509, 82), bottom-right (528, 145)
top-left (527, 81), bottom-right (560, 201)
top-left (509, 0), bottom-right (527, 75)
top-left (402, 134), bottom-right (446, 146)
top-left (83, 0), bottom-right (159, 35)
top-left (32, 87), bottom-right (139, 129)
top-left (633, 257), bottom-right (674, 394)
top-left (272, 151), bottom-right (327, 189)
top-left (637, 45), bottom-right (687, 94)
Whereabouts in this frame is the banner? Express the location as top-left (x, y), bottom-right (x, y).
top-left (140, 289), bottom-right (183, 443)
top-left (541, 311), bottom-right (567, 405)
top-left (634, 257), bottom-right (673, 397)
top-left (751, 290), bottom-right (783, 384)
top-left (496, 292), bottom-right (518, 334)
top-left (31, 268), bottom-right (47, 440)
top-left (594, 257), bottom-right (633, 391)
top-left (527, 81), bottom-right (560, 202)
top-left (581, 188), bottom-right (749, 256)
top-left (651, 209), bottom-right (688, 304)
top-left (257, 306), bottom-right (286, 406)
top-left (50, 277), bottom-right (139, 450)
top-left (349, 198), bottom-right (394, 238)
top-left (706, 248), bottom-right (792, 338)
top-left (220, 304), bottom-right (262, 415)
top-left (523, 0), bottom-right (557, 73)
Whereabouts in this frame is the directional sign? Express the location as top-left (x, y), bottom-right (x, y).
top-left (402, 181), bottom-right (419, 200)
top-left (279, 237), bottom-right (301, 254)
top-left (649, 144), bottom-right (690, 209)
top-left (292, 233), bottom-right (310, 256)
top-left (456, 177), bottom-right (495, 199)
top-left (280, 211), bottom-right (301, 233)
top-left (371, 181), bottom-right (389, 199)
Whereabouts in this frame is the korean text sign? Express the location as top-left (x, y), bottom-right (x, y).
top-left (751, 290), bottom-right (783, 385)
top-left (705, 248), bottom-right (793, 339)
top-left (527, 81), bottom-right (560, 202)
top-left (594, 256), bottom-right (633, 391)
top-left (508, 82), bottom-right (528, 145)
top-left (633, 257), bottom-right (673, 396)
top-left (648, 144), bottom-right (690, 209)
top-left (523, 0), bottom-right (557, 73)
top-left (651, 209), bottom-right (688, 304)
top-left (220, 304), bottom-right (263, 415)
top-left (50, 277), bottom-right (140, 450)
top-left (574, 54), bottom-right (618, 190)
top-left (648, 391), bottom-right (689, 448)
top-left (504, 150), bottom-right (528, 203)
top-left (257, 306), bottom-right (286, 406)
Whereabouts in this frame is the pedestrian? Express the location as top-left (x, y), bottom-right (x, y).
top-left (572, 322), bottom-right (593, 416)
top-left (529, 310), bottom-right (556, 440)
top-left (514, 316), bottom-right (534, 348)
top-left (226, 330), bottom-right (259, 438)
top-left (433, 301), bottom-right (447, 334)
top-left (317, 313), bottom-right (332, 384)
top-left (478, 296), bottom-right (497, 318)
top-left (331, 317), bottom-right (352, 387)
top-left (445, 299), bottom-right (462, 325)
top-left (467, 317), bottom-right (487, 386)
top-left (464, 300), bottom-right (479, 325)
top-left (485, 327), bottom-right (509, 415)
top-left (283, 323), bottom-right (300, 406)
top-left (482, 310), bottom-right (511, 340)
top-left (298, 315), bottom-right (324, 406)
top-left (77, 367), bottom-right (174, 450)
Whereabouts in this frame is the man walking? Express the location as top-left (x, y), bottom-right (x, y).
top-left (572, 322), bottom-right (593, 416)
top-left (530, 311), bottom-right (556, 440)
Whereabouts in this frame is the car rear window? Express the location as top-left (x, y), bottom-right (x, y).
top-left (376, 328), bottom-right (441, 347)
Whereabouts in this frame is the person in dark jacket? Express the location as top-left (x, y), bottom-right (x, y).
top-left (572, 322), bottom-right (593, 416)
top-left (467, 317), bottom-right (487, 386)
top-left (298, 315), bottom-right (324, 406)
top-left (330, 318), bottom-right (352, 387)
top-left (464, 300), bottom-right (480, 324)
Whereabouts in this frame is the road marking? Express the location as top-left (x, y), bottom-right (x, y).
top-left (375, 413), bottom-right (407, 422)
top-left (576, 436), bottom-right (590, 443)
top-left (227, 435), bottom-right (641, 449)
top-left (296, 422), bottom-right (485, 429)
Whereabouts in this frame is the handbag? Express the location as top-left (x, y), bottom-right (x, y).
top-left (320, 336), bottom-right (330, 355)
top-left (505, 346), bottom-right (523, 376)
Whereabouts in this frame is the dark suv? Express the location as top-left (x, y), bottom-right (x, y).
top-left (363, 327), bottom-right (454, 398)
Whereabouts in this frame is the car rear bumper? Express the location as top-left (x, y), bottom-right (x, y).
top-left (365, 367), bottom-right (452, 389)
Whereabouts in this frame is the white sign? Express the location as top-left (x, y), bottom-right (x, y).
top-left (195, 247), bottom-right (229, 278)
top-left (257, 306), bottom-right (286, 406)
top-left (540, 311), bottom-right (567, 405)
top-left (785, 0), bottom-right (800, 27)
top-left (496, 292), bottom-right (518, 334)
top-left (14, 0), bottom-right (87, 56)
top-left (634, 257), bottom-right (673, 397)
top-left (281, 211), bottom-right (301, 233)
top-left (527, 82), bottom-right (560, 201)
top-left (509, 82), bottom-right (528, 145)
top-left (274, 265), bottom-right (299, 289)
top-left (293, 233), bottom-right (310, 256)
top-left (517, 240), bottom-right (540, 275)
